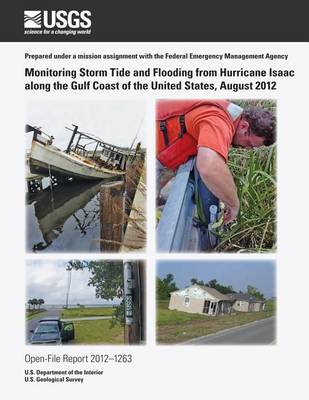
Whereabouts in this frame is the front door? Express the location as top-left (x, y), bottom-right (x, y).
top-left (210, 302), bottom-right (217, 315)
top-left (203, 300), bottom-right (210, 314)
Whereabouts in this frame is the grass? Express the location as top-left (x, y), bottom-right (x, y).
top-left (156, 99), bottom-right (276, 252)
top-left (71, 319), bottom-right (124, 344)
top-left (157, 300), bottom-right (275, 344)
top-left (61, 307), bottom-right (116, 319)
top-left (157, 301), bottom-right (206, 325)
top-left (265, 299), bottom-right (276, 312)
top-left (215, 99), bottom-right (276, 252)
top-left (26, 310), bottom-right (46, 320)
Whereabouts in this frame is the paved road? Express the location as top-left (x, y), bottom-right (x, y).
top-left (185, 317), bottom-right (276, 345)
top-left (26, 308), bottom-right (61, 343)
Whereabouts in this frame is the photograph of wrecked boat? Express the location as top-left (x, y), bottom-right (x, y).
top-left (27, 124), bottom-right (133, 180)
top-left (26, 124), bottom-right (146, 253)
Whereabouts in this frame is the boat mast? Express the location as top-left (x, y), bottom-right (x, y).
top-left (66, 125), bottom-right (79, 153)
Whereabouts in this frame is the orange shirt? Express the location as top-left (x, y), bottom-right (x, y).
top-left (184, 104), bottom-right (240, 162)
top-left (156, 100), bottom-right (241, 164)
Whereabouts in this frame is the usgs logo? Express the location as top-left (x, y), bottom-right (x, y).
top-left (24, 10), bottom-right (92, 29)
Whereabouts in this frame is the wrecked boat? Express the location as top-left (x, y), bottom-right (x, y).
top-left (26, 124), bottom-right (134, 180)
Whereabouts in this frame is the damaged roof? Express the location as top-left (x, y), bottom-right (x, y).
top-left (226, 293), bottom-right (264, 303)
top-left (198, 285), bottom-right (231, 301)
top-left (171, 285), bottom-right (265, 303)
top-left (172, 285), bottom-right (232, 301)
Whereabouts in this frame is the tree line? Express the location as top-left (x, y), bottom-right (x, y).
top-left (27, 298), bottom-right (45, 310)
top-left (157, 274), bottom-right (265, 301)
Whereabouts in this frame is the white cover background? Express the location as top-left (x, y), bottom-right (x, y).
top-left (0, 42), bottom-right (308, 399)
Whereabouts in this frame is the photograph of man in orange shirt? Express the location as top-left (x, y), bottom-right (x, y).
top-left (156, 99), bottom-right (276, 251)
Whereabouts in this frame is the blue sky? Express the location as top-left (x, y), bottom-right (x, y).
top-left (157, 260), bottom-right (276, 298)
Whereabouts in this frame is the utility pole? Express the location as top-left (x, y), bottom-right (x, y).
top-left (123, 261), bottom-right (145, 344)
top-left (65, 264), bottom-right (72, 308)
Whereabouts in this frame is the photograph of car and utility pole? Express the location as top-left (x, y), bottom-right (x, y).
top-left (26, 260), bottom-right (146, 345)
top-left (156, 99), bottom-right (276, 253)
top-left (156, 260), bottom-right (276, 345)
top-left (25, 100), bottom-right (146, 253)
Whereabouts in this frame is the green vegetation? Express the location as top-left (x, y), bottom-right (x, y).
top-left (157, 274), bottom-right (178, 300)
top-left (61, 307), bottom-right (116, 319)
top-left (157, 301), bottom-right (206, 325)
top-left (157, 299), bottom-right (275, 344)
top-left (26, 310), bottom-right (45, 320)
top-left (215, 100), bottom-right (276, 252)
top-left (27, 298), bottom-right (45, 311)
top-left (68, 260), bottom-right (125, 326)
top-left (72, 319), bottom-right (124, 344)
top-left (265, 298), bottom-right (276, 312)
top-left (246, 285), bottom-right (265, 300)
top-left (190, 278), bottom-right (235, 294)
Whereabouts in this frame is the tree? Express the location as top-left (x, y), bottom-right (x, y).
top-left (68, 260), bottom-right (123, 299)
top-left (189, 278), bottom-right (235, 294)
top-left (246, 285), bottom-right (265, 301)
top-left (157, 274), bottom-right (178, 300)
top-left (190, 278), bottom-right (205, 286)
top-left (32, 298), bottom-right (38, 310)
top-left (38, 299), bottom-right (44, 310)
top-left (27, 299), bottom-right (33, 311)
top-left (206, 279), bottom-right (235, 294)
top-left (68, 260), bottom-right (124, 325)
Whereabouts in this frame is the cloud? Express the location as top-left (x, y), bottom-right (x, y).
top-left (26, 100), bottom-right (146, 151)
top-left (26, 260), bottom-right (116, 305)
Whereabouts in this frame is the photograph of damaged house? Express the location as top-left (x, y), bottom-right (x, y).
top-left (157, 259), bottom-right (276, 345)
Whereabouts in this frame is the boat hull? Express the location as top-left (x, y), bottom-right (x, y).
top-left (34, 181), bottom-right (103, 243)
top-left (30, 141), bottom-right (125, 180)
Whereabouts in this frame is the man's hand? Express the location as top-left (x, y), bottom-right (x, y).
top-left (223, 204), bottom-right (239, 224)
top-left (197, 147), bottom-right (240, 224)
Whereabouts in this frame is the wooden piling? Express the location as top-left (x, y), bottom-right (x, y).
top-left (100, 180), bottom-right (125, 252)
top-left (139, 261), bottom-right (146, 342)
top-left (125, 156), bottom-right (144, 211)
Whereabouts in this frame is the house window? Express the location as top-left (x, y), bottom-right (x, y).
top-left (184, 296), bottom-right (190, 307)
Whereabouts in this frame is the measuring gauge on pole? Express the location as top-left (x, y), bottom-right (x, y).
top-left (208, 205), bottom-right (218, 248)
top-left (123, 261), bottom-right (135, 325)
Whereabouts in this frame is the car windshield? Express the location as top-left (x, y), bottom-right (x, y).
top-left (35, 324), bottom-right (59, 334)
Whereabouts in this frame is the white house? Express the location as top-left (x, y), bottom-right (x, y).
top-left (169, 285), bottom-right (233, 316)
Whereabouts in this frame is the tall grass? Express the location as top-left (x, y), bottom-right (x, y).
top-left (215, 100), bottom-right (276, 252)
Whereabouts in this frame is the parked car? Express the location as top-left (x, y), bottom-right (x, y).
top-left (29, 317), bottom-right (75, 344)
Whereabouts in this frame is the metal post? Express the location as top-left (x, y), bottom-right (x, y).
top-left (157, 159), bottom-right (196, 252)
top-left (65, 265), bottom-right (72, 308)
top-left (66, 125), bottom-right (78, 153)
top-left (93, 141), bottom-right (99, 159)
top-left (74, 132), bottom-right (82, 153)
